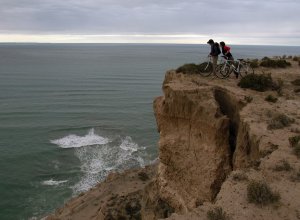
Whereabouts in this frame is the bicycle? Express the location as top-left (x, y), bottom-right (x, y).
top-left (198, 55), bottom-right (214, 77)
top-left (216, 56), bottom-right (254, 79)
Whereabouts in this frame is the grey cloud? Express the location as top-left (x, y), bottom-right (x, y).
top-left (0, 0), bottom-right (299, 41)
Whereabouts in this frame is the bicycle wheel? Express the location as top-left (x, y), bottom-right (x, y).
top-left (199, 62), bottom-right (213, 77)
top-left (216, 63), bottom-right (231, 79)
top-left (239, 63), bottom-right (254, 77)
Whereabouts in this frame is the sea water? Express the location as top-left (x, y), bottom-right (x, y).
top-left (0, 43), bottom-right (299, 219)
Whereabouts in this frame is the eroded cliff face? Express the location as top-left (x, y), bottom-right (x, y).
top-left (47, 61), bottom-right (300, 220)
top-left (153, 71), bottom-right (260, 213)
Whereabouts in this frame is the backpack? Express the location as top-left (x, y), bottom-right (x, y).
top-left (214, 43), bottom-right (221, 55)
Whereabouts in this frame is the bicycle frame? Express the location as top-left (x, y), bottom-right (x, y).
top-left (218, 55), bottom-right (254, 78)
top-left (220, 56), bottom-right (240, 72)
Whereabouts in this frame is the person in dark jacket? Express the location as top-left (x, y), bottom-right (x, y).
top-left (207, 39), bottom-right (220, 74)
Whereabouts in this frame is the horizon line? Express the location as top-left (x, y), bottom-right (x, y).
top-left (0, 34), bottom-right (299, 46)
top-left (0, 42), bottom-right (300, 47)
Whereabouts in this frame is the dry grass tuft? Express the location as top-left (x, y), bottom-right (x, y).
top-left (232, 172), bottom-right (248, 181)
top-left (260, 57), bottom-right (291, 68)
top-left (273, 160), bottom-right (292, 171)
top-left (267, 114), bottom-right (294, 130)
top-left (293, 144), bottom-right (300, 158)
top-left (176, 63), bottom-right (202, 74)
top-left (289, 135), bottom-right (300, 147)
top-left (207, 207), bottom-right (229, 220)
top-left (247, 181), bottom-right (280, 206)
top-left (244, 96), bottom-right (253, 103)
top-left (289, 136), bottom-right (300, 158)
top-left (291, 79), bottom-right (300, 86)
top-left (265, 94), bottom-right (278, 103)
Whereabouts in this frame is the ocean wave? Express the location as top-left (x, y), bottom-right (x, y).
top-left (41, 179), bottom-right (68, 186)
top-left (72, 135), bottom-right (145, 193)
top-left (119, 136), bottom-right (138, 152)
top-left (50, 128), bottom-right (110, 148)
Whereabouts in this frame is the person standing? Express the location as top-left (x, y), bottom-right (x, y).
top-left (220, 41), bottom-right (238, 78)
top-left (207, 39), bottom-right (221, 74)
top-left (220, 41), bottom-right (234, 60)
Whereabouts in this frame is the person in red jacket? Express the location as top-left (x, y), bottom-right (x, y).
top-left (220, 41), bottom-right (238, 78)
top-left (220, 41), bottom-right (233, 60)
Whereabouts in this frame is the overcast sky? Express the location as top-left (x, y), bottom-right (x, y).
top-left (0, 0), bottom-right (299, 45)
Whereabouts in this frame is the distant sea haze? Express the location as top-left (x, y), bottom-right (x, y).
top-left (0, 43), bottom-right (299, 219)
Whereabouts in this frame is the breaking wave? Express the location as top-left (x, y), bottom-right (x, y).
top-left (50, 129), bottom-right (146, 194)
top-left (41, 179), bottom-right (68, 186)
top-left (50, 128), bottom-right (110, 148)
top-left (72, 136), bottom-right (145, 193)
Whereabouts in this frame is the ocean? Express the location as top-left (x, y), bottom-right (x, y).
top-left (0, 43), bottom-right (299, 219)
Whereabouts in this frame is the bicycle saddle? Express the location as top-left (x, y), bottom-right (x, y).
top-left (237, 59), bottom-right (244, 61)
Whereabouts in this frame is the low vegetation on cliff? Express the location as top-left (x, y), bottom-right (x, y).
top-left (238, 73), bottom-right (274, 92)
top-left (232, 172), bottom-right (248, 181)
top-left (265, 94), bottom-right (278, 103)
top-left (207, 207), bottom-right (229, 220)
top-left (247, 181), bottom-right (280, 206)
top-left (267, 113), bottom-right (294, 130)
top-left (291, 79), bottom-right (300, 86)
top-left (273, 160), bottom-right (292, 171)
top-left (176, 63), bottom-right (202, 74)
top-left (260, 57), bottom-right (291, 68)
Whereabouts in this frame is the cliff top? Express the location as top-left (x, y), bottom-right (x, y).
top-left (160, 58), bottom-right (300, 220)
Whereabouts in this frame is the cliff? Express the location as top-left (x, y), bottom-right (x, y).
top-left (47, 59), bottom-right (300, 220)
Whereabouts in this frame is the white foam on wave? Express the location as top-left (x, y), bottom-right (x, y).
top-left (50, 128), bottom-right (110, 148)
top-left (119, 136), bottom-right (138, 152)
top-left (72, 135), bottom-right (146, 194)
top-left (42, 179), bottom-right (68, 186)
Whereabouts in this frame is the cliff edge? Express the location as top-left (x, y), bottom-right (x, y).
top-left (47, 59), bottom-right (300, 220)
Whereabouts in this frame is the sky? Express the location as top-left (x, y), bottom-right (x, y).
top-left (0, 0), bottom-right (299, 45)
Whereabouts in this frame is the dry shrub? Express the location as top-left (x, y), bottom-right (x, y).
top-left (232, 172), bottom-right (248, 181)
top-left (207, 207), bottom-right (229, 220)
top-left (238, 73), bottom-right (274, 92)
top-left (260, 57), bottom-right (291, 68)
top-left (249, 59), bottom-right (259, 68)
top-left (247, 181), bottom-right (280, 206)
top-left (138, 172), bottom-right (149, 181)
top-left (265, 94), bottom-right (278, 103)
top-left (244, 96), bottom-right (253, 103)
top-left (176, 63), bottom-right (201, 74)
top-left (267, 114), bottom-right (294, 130)
top-left (273, 160), bottom-right (292, 171)
top-left (289, 135), bottom-right (300, 147)
top-left (293, 144), bottom-right (300, 158)
top-left (291, 79), bottom-right (300, 86)
top-left (288, 136), bottom-right (300, 158)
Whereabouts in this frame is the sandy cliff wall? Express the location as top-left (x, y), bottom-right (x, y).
top-left (153, 71), bottom-right (261, 213)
